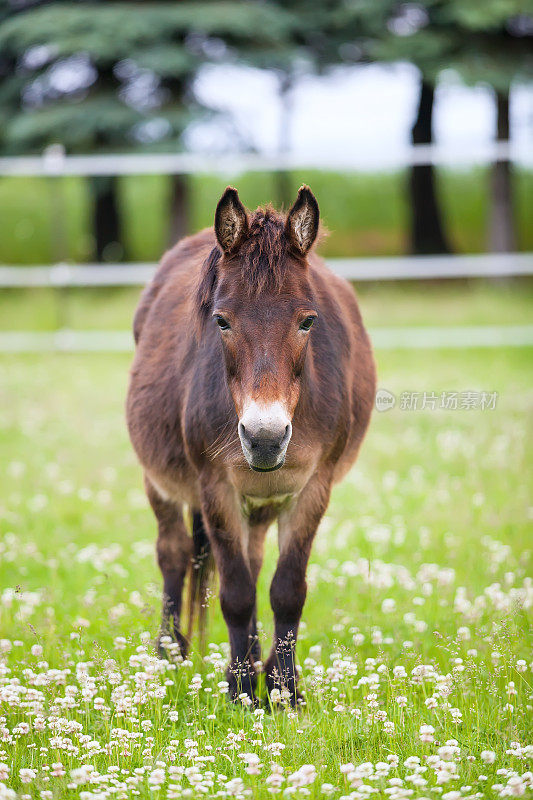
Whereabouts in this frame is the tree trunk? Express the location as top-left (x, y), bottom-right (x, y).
top-left (90, 175), bottom-right (122, 262)
top-left (168, 174), bottom-right (191, 246)
top-left (275, 73), bottom-right (293, 210)
top-left (489, 89), bottom-right (516, 253)
top-left (408, 79), bottom-right (451, 254)
top-left (274, 170), bottom-right (292, 210)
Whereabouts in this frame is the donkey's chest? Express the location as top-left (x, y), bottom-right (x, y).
top-left (241, 492), bottom-right (294, 518)
top-left (229, 458), bottom-right (316, 517)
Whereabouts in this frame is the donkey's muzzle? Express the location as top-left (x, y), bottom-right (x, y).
top-left (238, 409), bottom-right (292, 472)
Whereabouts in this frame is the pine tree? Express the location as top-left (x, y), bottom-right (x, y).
top-left (269, 0), bottom-right (532, 254)
top-left (372, 0), bottom-right (533, 253)
top-left (0, 1), bottom-right (294, 260)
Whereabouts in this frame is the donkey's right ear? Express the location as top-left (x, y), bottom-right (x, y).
top-left (214, 187), bottom-right (248, 254)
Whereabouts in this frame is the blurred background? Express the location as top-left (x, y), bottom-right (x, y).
top-left (0, 0), bottom-right (531, 343)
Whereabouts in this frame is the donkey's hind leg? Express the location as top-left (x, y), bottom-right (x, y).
top-left (145, 476), bottom-right (192, 658)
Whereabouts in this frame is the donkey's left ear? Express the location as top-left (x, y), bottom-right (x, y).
top-left (285, 185), bottom-right (319, 256)
top-left (215, 186), bottom-right (248, 254)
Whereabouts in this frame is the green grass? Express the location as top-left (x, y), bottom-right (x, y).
top-left (0, 287), bottom-right (531, 797)
top-left (1, 168), bottom-right (532, 264)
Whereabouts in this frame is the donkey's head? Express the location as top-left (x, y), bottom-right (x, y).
top-left (198, 186), bottom-right (320, 472)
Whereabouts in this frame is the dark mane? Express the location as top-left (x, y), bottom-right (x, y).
top-left (239, 206), bottom-right (288, 294)
top-left (195, 206), bottom-right (289, 328)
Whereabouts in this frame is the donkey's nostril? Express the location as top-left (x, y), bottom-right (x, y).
top-left (238, 403), bottom-right (292, 469)
top-left (281, 423), bottom-right (292, 447)
top-left (238, 421), bottom-right (250, 445)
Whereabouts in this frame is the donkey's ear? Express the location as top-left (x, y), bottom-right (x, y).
top-left (214, 187), bottom-right (248, 254)
top-left (285, 185), bottom-right (319, 256)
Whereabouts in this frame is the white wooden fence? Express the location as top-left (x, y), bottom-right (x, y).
top-left (0, 140), bottom-right (529, 177)
top-left (1, 325), bottom-right (532, 353)
top-left (1, 253), bottom-right (532, 288)
top-left (1, 142), bottom-right (531, 351)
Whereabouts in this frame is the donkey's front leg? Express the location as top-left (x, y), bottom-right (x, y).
top-left (200, 477), bottom-right (257, 702)
top-left (265, 472), bottom-right (332, 706)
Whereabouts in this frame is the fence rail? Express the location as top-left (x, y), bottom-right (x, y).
top-left (1, 325), bottom-right (532, 353)
top-left (0, 141), bottom-right (530, 177)
top-left (1, 253), bottom-right (532, 288)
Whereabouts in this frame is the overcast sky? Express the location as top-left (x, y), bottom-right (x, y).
top-left (188, 62), bottom-right (533, 168)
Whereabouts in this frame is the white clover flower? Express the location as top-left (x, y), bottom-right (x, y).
top-left (395, 695), bottom-right (407, 707)
top-left (267, 742), bottom-right (286, 757)
top-left (505, 775), bottom-right (526, 796)
top-left (287, 764), bottom-right (316, 788)
top-left (419, 724), bottom-right (435, 743)
top-left (266, 763), bottom-right (285, 792)
top-left (19, 769), bottom-right (36, 784)
top-left (238, 691), bottom-right (252, 707)
top-left (240, 753), bottom-right (262, 775)
top-left (148, 768), bottom-right (166, 786)
top-left (225, 777), bottom-right (245, 795)
top-left (393, 665), bottom-right (407, 679)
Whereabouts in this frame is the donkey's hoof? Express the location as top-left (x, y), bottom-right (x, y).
top-left (248, 633), bottom-right (261, 665)
top-left (264, 663), bottom-right (301, 709)
top-left (226, 664), bottom-right (257, 707)
top-left (156, 631), bottom-right (187, 661)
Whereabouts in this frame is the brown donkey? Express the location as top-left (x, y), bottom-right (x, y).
top-left (126, 186), bottom-right (376, 704)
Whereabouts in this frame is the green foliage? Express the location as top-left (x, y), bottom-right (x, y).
top-left (0, 3), bottom-right (292, 60)
top-left (275, 0), bottom-right (532, 90)
top-left (369, 0), bottom-right (533, 87)
top-left (0, 1), bottom-right (295, 154)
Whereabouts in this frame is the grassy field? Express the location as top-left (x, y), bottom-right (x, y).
top-left (0, 168), bottom-right (532, 264)
top-left (0, 284), bottom-right (532, 798)
top-left (0, 281), bottom-right (533, 800)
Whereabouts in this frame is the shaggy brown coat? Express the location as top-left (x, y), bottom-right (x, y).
top-left (126, 186), bottom-right (376, 704)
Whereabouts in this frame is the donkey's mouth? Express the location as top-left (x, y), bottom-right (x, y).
top-left (250, 460), bottom-right (285, 473)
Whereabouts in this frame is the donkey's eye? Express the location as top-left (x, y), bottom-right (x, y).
top-left (215, 315), bottom-right (231, 331)
top-left (299, 316), bottom-right (316, 332)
